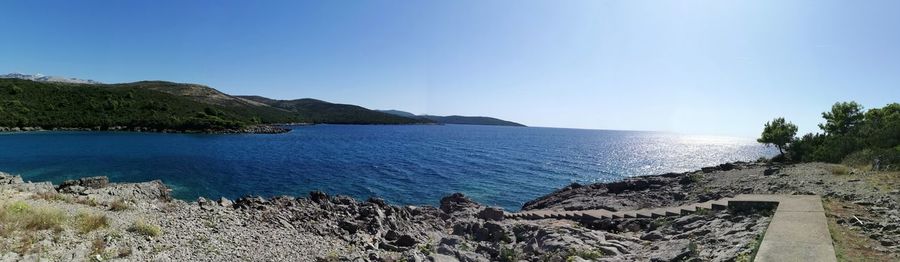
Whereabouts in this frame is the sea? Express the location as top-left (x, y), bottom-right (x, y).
top-left (0, 124), bottom-right (776, 210)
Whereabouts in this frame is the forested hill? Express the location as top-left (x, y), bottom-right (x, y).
top-left (0, 78), bottom-right (296, 131)
top-left (378, 110), bottom-right (526, 127)
top-left (0, 78), bottom-right (435, 132)
top-left (237, 96), bottom-right (431, 125)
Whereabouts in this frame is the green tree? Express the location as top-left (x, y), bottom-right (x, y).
top-left (758, 117), bottom-right (798, 155)
top-left (819, 101), bottom-right (864, 135)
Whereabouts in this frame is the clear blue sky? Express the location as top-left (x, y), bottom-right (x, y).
top-left (2, 0), bottom-right (898, 137)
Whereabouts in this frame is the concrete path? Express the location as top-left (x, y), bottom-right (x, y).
top-left (505, 194), bottom-right (836, 261)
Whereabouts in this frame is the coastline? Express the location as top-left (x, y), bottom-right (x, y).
top-left (0, 124), bottom-right (291, 135)
top-left (0, 161), bottom-right (896, 261)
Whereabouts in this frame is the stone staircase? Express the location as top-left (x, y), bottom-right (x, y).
top-left (505, 197), bottom-right (735, 220)
top-left (506, 194), bottom-right (837, 262)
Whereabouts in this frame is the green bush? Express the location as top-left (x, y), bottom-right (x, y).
top-left (763, 102), bottom-right (900, 169)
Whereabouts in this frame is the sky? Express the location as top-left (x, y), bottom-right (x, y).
top-left (1, 0), bottom-right (899, 137)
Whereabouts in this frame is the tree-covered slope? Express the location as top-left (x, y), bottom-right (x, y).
top-left (0, 79), bottom-right (296, 130)
top-left (378, 109), bottom-right (525, 127)
top-left (419, 115), bottom-right (525, 127)
top-left (238, 96), bottom-right (430, 124)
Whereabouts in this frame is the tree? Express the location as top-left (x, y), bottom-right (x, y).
top-left (819, 101), bottom-right (864, 135)
top-left (758, 117), bottom-right (798, 155)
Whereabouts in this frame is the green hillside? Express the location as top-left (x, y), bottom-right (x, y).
top-left (418, 115), bottom-right (525, 127)
top-left (0, 79), bottom-right (297, 131)
top-left (239, 96), bottom-right (431, 124)
top-left (378, 109), bottom-right (525, 127)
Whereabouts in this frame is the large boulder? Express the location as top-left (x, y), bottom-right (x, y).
top-left (440, 193), bottom-right (480, 214)
top-left (58, 176), bottom-right (110, 193)
top-left (477, 207), bottom-right (505, 221)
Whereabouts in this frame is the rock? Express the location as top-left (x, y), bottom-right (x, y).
top-left (197, 197), bottom-right (215, 210)
top-left (474, 222), bottom-right (507, 242)
top-left (384, 230), bottom-right (400, 241)
top-left (477, 207), bottom-right (505, 221)
top-left (332, 195), bottom-right (356, 205)
top-left (367, 197), bottom-right (387, 207)
top-left (674, 215), bottom-right (703, 228)
top-left (338, 220), bottom-right (359, 234)
top-left (880, 239), bottom-right (895, 247)
top-left (853, 200), bottom-right (875, 206)
top-left (309, 191), bottom-right (329, 203)
top-left (59, 185), bottom-right (87, 194)
top-left (440, 193), bottom-right (479, 214)
top-left (57, 176), bottom-right (109, 193)
top-left (455, 251), bottom-right (490, 262)
top-left (641, 231), bottom-right (665, 241)
top-left (218, 197), bottom-right (233, 208)
top-left (395, 234), bottom-right (418, 247)
top-left (763, 168), bottom-right (779, 176)
top-left (718, 163), bottom-right (736, 171)
top-left (650, 240), bottom-right (692, 262)
top-left (429, 253), bottom-right (460, 262)
top-left (0, 173), bottom-right (24, 185)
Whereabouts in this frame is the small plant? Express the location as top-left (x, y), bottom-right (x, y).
top-left (566, 248), bottom-right (604, 260)
top-left (75, 197), bottom-right (99, 207)
top-left (109, 199), bottom-right (129, 211)
top-left (77, 212), bottom-right (109, 234)
top-left (688, 241), bottom-right (700, 257)
top-left (7, 201), bottom-right (31, 214)
top-left (499, 246), bottom-right (521, 262)
top-left (117, 246), bottom-right (132, 258)
top-left (31, 192), bottom-right (73, 203)
top-left (89, 237), bottom-right (106, 259)
top-left (128, 219), bottom-right (161, 237)
top-left (16, 233), bottom-right (36, 254)
top-left (688, 173), bottom-right (704, 184)
top-left (417, 241), bottom-right (434, 255)
top-left (828, 165), bottom-right (850, 175)
top-left (24, 206), bottom-right (66, 231)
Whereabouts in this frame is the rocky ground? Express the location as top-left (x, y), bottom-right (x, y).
top-left (528, 161), bottom-right (900, 260)
top-left (1, 161), bottom-right (894, 261)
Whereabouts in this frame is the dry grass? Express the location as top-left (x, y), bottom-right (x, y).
top-left (826, 164), bottom-right (851, 175)
top-left (862, 171), bottom-right (900, 192)
top-left (824, 199), bottom-right (895, 262)
top-left (0, 201), bottom-right (66, 232)
top-left (76, 212), bottom-right (109, 234)
top-left (30, 191), bottom-right (73, 203)
top-left (75, 197), bottom-right (99, 207)
top-left (128, 219), bottom-right (161, 237)
top-left (109, 198), bottom-right (129, 212)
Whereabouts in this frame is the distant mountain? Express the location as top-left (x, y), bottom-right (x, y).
top-left (377, 109), bottom-right (418, 118)
top-left (238, 96), bottom-right (431, 125)
top-left (0, 72), bottom-right (511, 131)
top-left (0, 78), bottom-right (295, 131)
top-left (0, 73), bottom-right (102, 85)
top-left (378, 110), bottom-right (525, 127)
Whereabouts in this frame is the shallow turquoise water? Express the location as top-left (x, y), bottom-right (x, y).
top-left (0, 125), bottom-right (776, 210)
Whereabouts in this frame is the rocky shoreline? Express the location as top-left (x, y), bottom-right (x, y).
top-left (0, 124), bottom-right (290, 134)
top-left (1, 161), bottom-right (897, 261)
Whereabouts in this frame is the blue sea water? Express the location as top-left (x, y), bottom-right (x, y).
top-left (0, 125), bottom-right (776, 210)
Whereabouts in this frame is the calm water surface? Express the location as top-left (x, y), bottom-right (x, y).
top-left (0, 125), bottom-right (776, 210)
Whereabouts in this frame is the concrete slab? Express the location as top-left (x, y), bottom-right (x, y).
top-left (755, 241), bottom-right (836, 262)
top-left (762, 211), bottom-right (832, 244)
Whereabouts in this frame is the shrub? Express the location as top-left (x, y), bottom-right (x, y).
top-left (31, 192), bottom-right (73, 203)
top-left (827, 165), bottom-right (850, 175)
top-left (76, 212), bottom-right (109, 234)
top-left (109, 199), bottom-right (129, 212)
top-left (129, 219), bottom-right (161, 237)
top-left (24, 206), bottom-right (66, 231)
